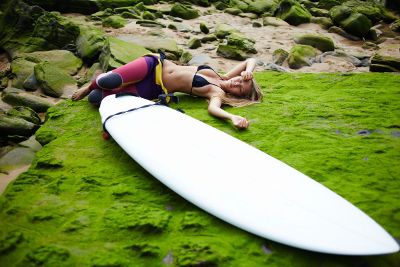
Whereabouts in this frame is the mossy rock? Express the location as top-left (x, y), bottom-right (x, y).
top-left (201, 34), bottom-right (218, 43)
top-left (276, 0), bottom-right (312, 26)
top-left (230, 0), bottom-right (249, 12)
top-left (224, 7), bottom-right (242, 15)
top-left (10, 58), bottom-right (36, 89)
top-left (102, 15), bottom-right (127, 29)
top-left (390, 19), bottom-right (400, 33)
top-left (288, 44), bottom-right (318, 69)
top-left (263, 16), bottom-right (290, 27)
top-left (200, 22), bottom-right (209, 34)
top-left (330, 5), bottom-right (352, 25)
top-left (247, 0), bottom-right (280, 15)
top-left (215, 24), bottom-right (239, 39)
top-left (170, 3), bottom-right (200, 20)
top-left (1, 88), bottom-right (54, 112)
top-left (6, 106), bottom-right (41, 125)
top-left (34, 62), bottom-right (76, 98)
top-left (0, 114), bottom-right (37, 138)
top-left (76, 26), bottom-right (108, 63)
top-left (32, 11), bottom-right (80, 49)
top-left (272, 48), bottom-right (289, 65)
top-left (107, 37), bottom-right (150, 69)
top-left (216, 45), bottom-right (248, 60)
top-left (188, 38), bottom-right (202, 49)
top-left (179, 51), bottom-right (193, 64)
top-left (370, 54), bottom-right (400, 72)
top-left (293, 34), bottom-right (335, 52)
top-left (20, 50), bottom-right (83, 75)
top-left (309, 7), bottom-right (330, 17)
top-left (311, 17), bottom-right (333, 29)
top-left (142, 11), bottom-right (156, 20)
top-left (227, 32), bottom-right (257, 54)
top-left (341, 12), bottom-right (372, 38)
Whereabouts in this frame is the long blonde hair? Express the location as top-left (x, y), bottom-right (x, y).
top-left (220, 78), bottom-right (263, 107)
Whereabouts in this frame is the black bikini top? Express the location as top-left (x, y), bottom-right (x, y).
top-left (191, 65), bottom-right (222, 95)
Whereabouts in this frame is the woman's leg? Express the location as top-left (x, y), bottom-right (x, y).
top-left (87, 89), bottom-right (102, 106)
top-left (96, 57), bottom-right (149, 90)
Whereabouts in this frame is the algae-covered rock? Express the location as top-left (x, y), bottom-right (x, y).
top-left (6, 106), bottom-right (41, 125)
top-left (310, 7), bottom-right (330, 17)
top-left (0, 231), bottom-right (24, 254)
top-left (200, 22), bottom-right (209, 34)
top-left (105, 37), bottom-right (150, 69)
top-left (390, 19), bottom-right (400, 32)
top-left (201, 34), bottom-right (218, 43)
top-left (263, 16), bottom-right (290, 27)
top-left (217, 45), bottom-right (248, 60)
top-left (328, 26), bottom-right (360, 41)
top-left (188, 38), bottom-right (202, 49)
top-left (227, 32), bottom-right (257, 54)
top-left (311, 17), bottom-right (333, 29)
top-left (370, 54), bottom-right (400, 72)
top-left (273, 48), bottom-right (289, 65)
top-left (293, 34), bottom-right (335, 52)
top-left (76, 26), bottom-right (108, 63)
top-left (288, 44), bottom-right (318, 69)
top-left (21, 50), bottom-right (83, 75)
top-left (0, 115), bottom-right (37, 138)
top-left (10, 58), bottom-right (36, 89)
top-left (142, 10), bottom-right (156, 21)
top-left (215, 23), bottom-right (239, 39)
top-left (179, 51), bottom-right (193, 64)
top-left (1, 88), bottom-right (54, 112)
top-left (330, 5), bottom-right (372, 38)
top-left (34, 62), bottom-right (76, 98)
top-left (102, 15), bottom-right (127, 28)
top-left (247, 0), bottom-right (280, 15)
top-left (224, 7), bottom-right (242, 16)
top-left (276, 0), bottom-right (312, 26)
top-left (170, 3), bottom-right (200, 20)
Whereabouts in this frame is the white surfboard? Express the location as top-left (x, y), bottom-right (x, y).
top-left (99, 95), bottom-right (399, 255)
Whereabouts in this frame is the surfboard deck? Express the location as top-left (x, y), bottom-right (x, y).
top-left (99, 95), bottom-right (399, 255)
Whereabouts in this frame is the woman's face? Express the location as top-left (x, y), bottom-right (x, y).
top-left (226, 76), bottom-right (252, 97)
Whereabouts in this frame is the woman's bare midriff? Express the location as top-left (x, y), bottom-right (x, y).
top-left (162, 60), bottom-right (196, 93)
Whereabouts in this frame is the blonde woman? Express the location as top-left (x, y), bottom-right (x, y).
top-left (72, 53), bottom-right (263, 129)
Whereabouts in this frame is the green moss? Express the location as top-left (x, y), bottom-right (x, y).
top-left (0, 73), bottom-right (399, 266)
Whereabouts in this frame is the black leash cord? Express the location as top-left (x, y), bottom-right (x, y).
top-left (102, 102), bottom-right (162, 134)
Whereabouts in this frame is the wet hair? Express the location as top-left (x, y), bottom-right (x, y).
top-left (220, 78), bottom-right (263, 107)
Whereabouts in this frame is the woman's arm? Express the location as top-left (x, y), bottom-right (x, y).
top-left (208, 97), bottom-right (249, 129)
top-left (222, 58), bottom-right (256, 80)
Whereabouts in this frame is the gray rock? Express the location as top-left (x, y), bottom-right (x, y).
top-left (1, 88), bottom-right (54, 112)
top-left (319, 51), bottom-right (363, 67)
top-left (328, 26), bottom-right (361, 41)
top-left (264, 63), bottom-right (289, 72)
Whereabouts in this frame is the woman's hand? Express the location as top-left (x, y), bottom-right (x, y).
top-left (241, 71), bottom-right (253, 81)
top-left (231, 115), bottom-right (249, 129)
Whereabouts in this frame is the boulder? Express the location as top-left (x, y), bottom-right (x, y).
top-left (293, 34), bottom-right (335, 52)
top-left (262, 17), bottom-right (290, 27)
top-left (288, 44), bottom-right (318, 69)
top-left (200, 23), bottom-right (209, 34)
top-left (188, 38), bottom-right (202, 49)
top-left (6, 106), bottom-right (41, 125)
top-left (328, 26), bottom-right (360, 41)
top-left (11, 58), bottom-right (36, 89)
top-left (319, 51), bottom-right (365, 67)
top-left (215, 24), bottom-right (239, 39)
top-left (23, 73), bottom-right (40, 91)
top-left (201, 34), bottom-right (218, 43)
top-left (217, 45), bottom-right (248, 61)
top-left (142, 11), bottom-right (157, 21)
top-left (179, 51), bottom-right (193, 64)
top-left (227, 33), bottom-right (257, 54)
top-left (317, 0), bottom-right (346, 10)
top-left (230, 0), bottom-right (250, 12)
top-left (330, 5), bottom-right (372, 38)
top-left (311, 17), bottom-right (333, 29)
top-left (102, 15), bottom-right (128, 29)
top-left (107, 37), bottom-right (150, 69)
top-left (247, 0), bottom-right (280, 15)
top-left (0, 114), bottom-right (38, 138)
top-left (272, 48), bottom-right (289, 65)
top-left (340, 13), bottom-right (372, 38)
top-left (224, 8), bottom-right (242, 16)
top-left (170, 4), bottom-right (200, 20)
top-left (370, 54), bottom-right (400, 72)
top-left (276, 0), bottom-right (312, 26)
top-left (34, 62), bottom-right (77, 97)
top-left (309, 7), bottom-right (330, 17)
top-left (1, 88), bottom-right (54, 112)
top-left (21, 50), bottom-right (83, 75)
top-left (76, 26), bottom-right (108, 63)
top-left (390, 19), bottom-right (400, 33)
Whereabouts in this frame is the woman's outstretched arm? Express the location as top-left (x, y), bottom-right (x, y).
top-left (222, 58), bottom-right (256, 80)
top-left (207, 97), bottom-right (249, 129)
